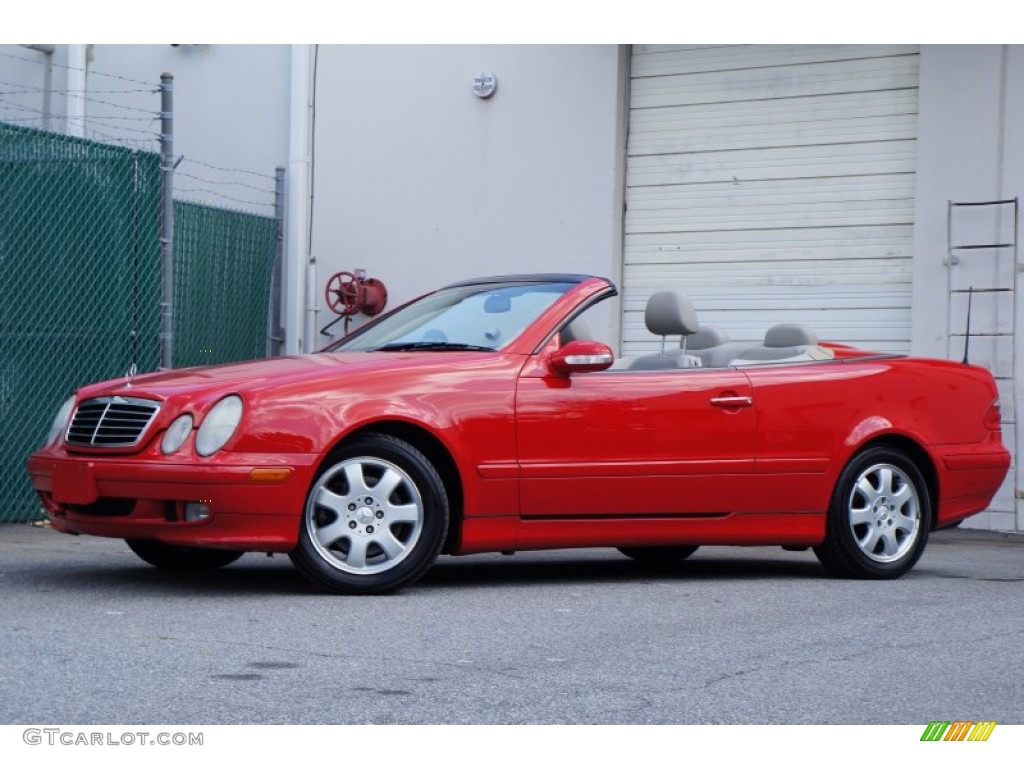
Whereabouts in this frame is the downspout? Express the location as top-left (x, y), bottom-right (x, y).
top-left (305, 45), bottom-right (320, 354)
top-left (611, 44), bottom-right (631, 356)
top-left (65, 44), bottom-right (87, 137)
top-left (286, 44), bottom-right (313, 354)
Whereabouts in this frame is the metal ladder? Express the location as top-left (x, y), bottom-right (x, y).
top-left (945, 198), bottom-right (1018, 363)
top-left (946, 197), bottom-right (1019, 516)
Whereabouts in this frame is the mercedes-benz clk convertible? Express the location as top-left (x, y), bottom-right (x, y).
top-left (27, 274), bottom-right (1010, 593)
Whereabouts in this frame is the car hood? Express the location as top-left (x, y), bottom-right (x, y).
top-left (75, 351), bottom-right (504, 402)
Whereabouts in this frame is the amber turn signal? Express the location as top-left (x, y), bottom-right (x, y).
top-left (248, 468), bottom-right (293, 482)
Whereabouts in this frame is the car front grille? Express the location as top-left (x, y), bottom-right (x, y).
top-left (65, 396), bottom-right (161, 448)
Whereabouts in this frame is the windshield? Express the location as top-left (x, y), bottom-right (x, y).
top-left (323, 281), bottom-right (574, 352)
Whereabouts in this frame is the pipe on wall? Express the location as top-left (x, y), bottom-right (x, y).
top-left (285, 44), bottom-right (313, 354)
top-left (20, 45), bottom-right (54, 131)
top-left (65, 44), bottom-right (87, 137)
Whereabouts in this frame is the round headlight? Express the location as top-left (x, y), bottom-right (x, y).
top-left (46, 396), bottom-right (76, 447)
top-left (195, 395), bottom-right (243, 457)
top-left (161, 414), bottom-right (194, 455)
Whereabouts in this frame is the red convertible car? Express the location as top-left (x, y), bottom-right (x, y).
top-left (27, 274), bottom-right (1009, 593)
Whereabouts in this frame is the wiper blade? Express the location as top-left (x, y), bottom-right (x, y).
top-left (372, 341), bottom-right (495, 352)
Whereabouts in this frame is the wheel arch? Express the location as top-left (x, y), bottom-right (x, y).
top-left (847, 434), bottom-right (939, 528)
top-left (330, 420), bottom-right (465, 554)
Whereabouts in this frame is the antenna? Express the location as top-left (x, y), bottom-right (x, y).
top-left (962, 285), bottom-right (973, 365)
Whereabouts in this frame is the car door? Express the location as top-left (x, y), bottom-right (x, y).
top-left (515, 359), bottom-right (757, 517)
top-left (739, 361), bottom-right (867, 514)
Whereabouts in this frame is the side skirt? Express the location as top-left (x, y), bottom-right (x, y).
top-left (455, 513), bottom-right (825, 555)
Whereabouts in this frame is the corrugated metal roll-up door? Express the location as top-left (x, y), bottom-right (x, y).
top-left (622, 45), bottom-right (919, 354)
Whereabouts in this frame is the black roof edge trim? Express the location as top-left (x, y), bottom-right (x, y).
top-left (442, 273), bottom-right (599, 288)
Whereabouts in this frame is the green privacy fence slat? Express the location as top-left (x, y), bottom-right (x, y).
top-left (0, 122), bottom-right (161, 522)
top-left (172, 200), bottom-right (276, 369)
top-left (1, 121), bottom-right (278, 523)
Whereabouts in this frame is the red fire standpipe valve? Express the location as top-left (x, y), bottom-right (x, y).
top-left (322, 271), bottom-right (389, 336)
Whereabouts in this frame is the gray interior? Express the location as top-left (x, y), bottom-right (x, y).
top-left (623, 294), bottom-right (834, 371)
top-left (685, 326), bottom-right (730, 350)
top-left (763, 323), bottom-right (818, 348)
top-left (630, 290), bottom-right (704, 370)
top-left (644, 291), bottom-right (700, 337)
top-left (558, 317), bottom-right (593, 346)
top-left (554, 293), bottom-right (835, 372)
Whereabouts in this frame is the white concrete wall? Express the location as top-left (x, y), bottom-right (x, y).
top-left (911, 45), bottom-right (1024, 531)
top-left (308, 44), bottom-right (626, 348)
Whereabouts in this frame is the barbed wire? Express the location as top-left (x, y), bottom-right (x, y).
top-left (174, 158), bottom-right (280, 212)
top-left (175, 169), bottom-right (275, 196)
top-left (75, 114), bottom-right (159, 122)
top-left (89, 121), bottom-right (158, 138)
top-left (0, 99), bottom-right (160, 143)
top-left (0, 110), bottom-right (158, 123)
top-left (84, 126), bottom-right (154, 149)
top-left (1, 112), bottom-right (276, 188)
top-left (81, 126), bottom-right (120, 143)
top-left (63, 94), bottom-right (158, 115)
top-left (0, 80), bottom-right (158, 115)
top-left (0, 70), bottom-right (276, 205)
top-left (175, 187), bottom-right (276, 211)
top-left (0, 50), bottom-right (154, 87)
top-left (0, 97), bottom-right (56, 118)
top-left (0, 76), bottom-right (159, 133)
top-left (1, 86), bottom-right (157, 95)
top-left (182, 156), bottom-right (277, 180)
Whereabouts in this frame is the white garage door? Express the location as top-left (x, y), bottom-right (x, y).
top-left (623, 45), bottom-right (919, 354)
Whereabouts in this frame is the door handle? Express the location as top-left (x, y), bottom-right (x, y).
top-left (709, 395), bottom-right (753, 408)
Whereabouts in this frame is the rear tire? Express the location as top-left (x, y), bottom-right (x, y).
top-left (814, 446), bottom-right (930, 579)
top-left (617, 545), bottom-right (699, 564)
top-left (125, 539), bottom-right (243, 571)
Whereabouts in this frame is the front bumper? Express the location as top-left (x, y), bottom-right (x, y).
top-left (26, 450), bottom-right (321, 551)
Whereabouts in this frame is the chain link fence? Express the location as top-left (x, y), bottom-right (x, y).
top-left (173, 200), bottom-right (277, 369)
top-left (0, 120), bottom-right (280, 522)
top-left (0, 122), bottom-right (161, 521)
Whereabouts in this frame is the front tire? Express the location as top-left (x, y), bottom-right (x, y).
top-left (814, 446), bottom-right (930, 579)
top-left (289, 433), bottom-right (449, 595)
top-left (125, 539), bottom-right (243, 571)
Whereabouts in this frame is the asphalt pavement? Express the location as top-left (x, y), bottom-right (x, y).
top-left (1, 523), bottom-right (1022, 724)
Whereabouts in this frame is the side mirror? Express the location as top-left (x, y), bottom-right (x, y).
top-left (549, 340), bottom-right (614, 375)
